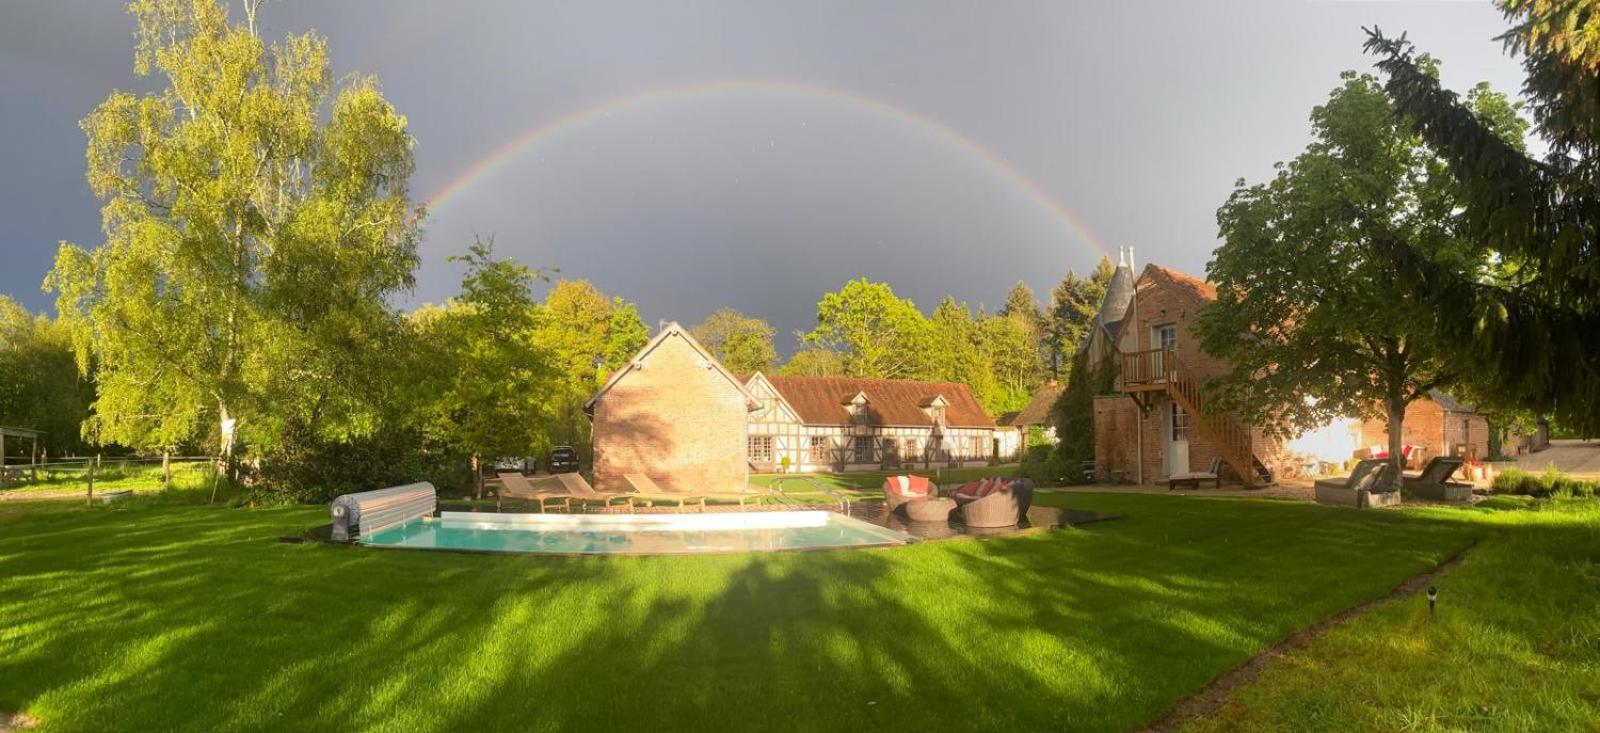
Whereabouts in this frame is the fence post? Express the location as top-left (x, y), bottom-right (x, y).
top-left (209, 456), bottom-right (222, 504)
top-left (162, 451), bottom-right (171, 491)
top-left (85, 456), bottom-right (97, 508)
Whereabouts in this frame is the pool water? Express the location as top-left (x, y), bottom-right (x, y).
top-left (360, 510), bottom-right (914, 555)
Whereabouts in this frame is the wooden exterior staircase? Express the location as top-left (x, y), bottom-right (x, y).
top-left (1121, 348), bottom-right (1273, 487)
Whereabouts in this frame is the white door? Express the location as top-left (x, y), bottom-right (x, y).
top-left (1165, 401), bottom-right (1191, 475)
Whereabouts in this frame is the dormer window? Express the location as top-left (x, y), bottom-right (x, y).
top-left (921, 395), bottom-right (950, 425)
top-left (846, 392), bottom-right (871, 425)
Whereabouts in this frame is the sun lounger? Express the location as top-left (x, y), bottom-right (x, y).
top-left (1168, 457), bottom-right (1223, 490)
top-left (623, 474), bottom-right (777, 510)
top-left (497, 471), bottom-right (578, 512)
top-left (1403, 456), bottom-right (1471, 502)
top-left (1314, 459), bottom-right (1401, 508)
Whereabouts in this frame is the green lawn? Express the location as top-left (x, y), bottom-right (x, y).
top-left (0, 492), bottom-right (1591, 732)
top-left (2, 459), bottom-right (218, 497)
top-left (1179, 495), bottom-right (1600, 732)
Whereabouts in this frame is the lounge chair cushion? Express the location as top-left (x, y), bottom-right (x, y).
top-left (954, 480), bottom-right (981, 497)
top-left (884, 475), bottom-right (930, 499)
top-left (978, 479), bottom-right (1013, 498)
top-left (902, 475), bottom-right (932, 497)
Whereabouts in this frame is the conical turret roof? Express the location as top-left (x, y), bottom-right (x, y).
top-left (1095, 251), bottom-right (1136, 328)
top-left (1076, 246), bottom-right (1138, 355)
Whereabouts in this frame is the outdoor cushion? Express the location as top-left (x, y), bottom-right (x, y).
top-left (954, 480), bottom-right (982, 496)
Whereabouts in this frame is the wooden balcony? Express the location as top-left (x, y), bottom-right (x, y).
top-left (1121, 348), bottom-right (1175, 392)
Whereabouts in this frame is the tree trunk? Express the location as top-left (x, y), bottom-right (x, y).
top-left (1385, 399), bottom-right (1406, 488)
top-left (471, 452), bottom-right (482, 500)
top-left (85, 456), bottom-right (96, 508)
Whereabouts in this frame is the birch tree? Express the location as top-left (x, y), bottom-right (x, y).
top-left (46, 0), bottom-right (420, 468)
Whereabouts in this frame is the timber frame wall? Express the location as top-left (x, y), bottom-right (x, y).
top-left (743, 375), bottom-right (994, 473)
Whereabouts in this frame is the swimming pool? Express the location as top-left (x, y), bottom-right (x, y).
top-left (359, 510), bottom-right (914, 555)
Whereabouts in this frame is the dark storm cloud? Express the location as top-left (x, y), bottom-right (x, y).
top-left (1, 0), bottom-right (1526, 352)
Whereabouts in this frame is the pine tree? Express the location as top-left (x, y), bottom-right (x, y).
top-left (1364, 5), bottom-right (1600, 431)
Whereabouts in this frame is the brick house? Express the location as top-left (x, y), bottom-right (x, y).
top-left (585, 322), bottom-right (761, 494)
top-left (743, 374), bottom-right (998, 473)
top-left (1089, 262), bottom-right (1491, 485)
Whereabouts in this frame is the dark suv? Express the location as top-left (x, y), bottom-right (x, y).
top-left (548, 445), bottom-right (580, 474)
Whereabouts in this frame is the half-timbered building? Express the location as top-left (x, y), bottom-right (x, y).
top-left (743, 374), bottom-right (998, 473)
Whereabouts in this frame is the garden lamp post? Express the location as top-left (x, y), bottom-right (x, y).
top-left (1427, 586), bottom-right (1437, 616)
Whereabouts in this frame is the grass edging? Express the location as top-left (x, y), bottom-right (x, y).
top-left (1137, 537), bottom-right (1482, 732)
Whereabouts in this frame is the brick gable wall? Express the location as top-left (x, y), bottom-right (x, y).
top-left (591, 334), bottom-right (752, 494)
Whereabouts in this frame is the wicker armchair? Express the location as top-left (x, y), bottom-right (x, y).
top-left (883, 475), bottom-right (938, 513)
top-left (953, 478), bottom-right (1024, 528)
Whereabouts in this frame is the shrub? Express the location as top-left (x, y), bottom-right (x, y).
top-left (252, 423), bottom-right (464, 503)
top-left (1020, 444), bottom-right (1074, 486)
top-left (1492, 467), bottom-right (1600, 498)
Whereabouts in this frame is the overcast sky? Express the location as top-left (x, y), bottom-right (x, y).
top-left (0, 1), bottom-right (1528, 352)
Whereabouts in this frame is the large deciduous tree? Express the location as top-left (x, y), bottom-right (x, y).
top-left (691, 308), bottom-right (777, 374)
top-left (977, 307), bottom-right (1041, 414)
top-left (0, 298), bottom-right (93, 455)
top-left (530, 280), bottom-right (648, 454)
top-left (928, 297), bottom-right (999, 410)
top-left (779, 349), bottom-right (844, 377)
top-left (46, 0), bottom-right (419, 468)
top-left (804, 279), bottom-right (933, 379)
top-left (1197, 70), bottom-right (1524, 473)
top-left (411, 240), bottom-right (553, 498)
top-left (1364, 4), bottom-right (1600, 432)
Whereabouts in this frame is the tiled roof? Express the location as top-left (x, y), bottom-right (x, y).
top-left (760, 375), bottom-right (996, 428)
top-left (1147, 265), bottom-right (1218, 303)
top-left (1002, 382), bottom-right (1064, 427)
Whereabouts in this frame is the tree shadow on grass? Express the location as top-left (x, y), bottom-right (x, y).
top-left (0, 492), bottom-right (1492, 732)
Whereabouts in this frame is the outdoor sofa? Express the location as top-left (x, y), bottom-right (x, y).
top-left (951, 477), bottom-right (1031, 528)
top-left (1313, 459), bottom-right (1401, 508)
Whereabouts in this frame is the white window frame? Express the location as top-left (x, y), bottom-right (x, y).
top-left (749, 435), bottom-right (773, 463)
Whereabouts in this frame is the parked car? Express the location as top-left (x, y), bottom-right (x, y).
top-left (548, 446), bottom-right (580, 473)
top-left (486, 456), bottom-right (533, 475)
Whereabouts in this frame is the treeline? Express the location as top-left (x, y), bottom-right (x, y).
top-left (2, 0), bottom-right (1129, 500)
top-left (692, 263), bottom-right (1117, 417)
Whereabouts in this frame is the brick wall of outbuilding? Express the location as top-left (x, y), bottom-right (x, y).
top-left (1356, 399), bottom-right (1491, 463)
top-left (1091, 396), bottom-right (1138, 480)
top-left (590, 331), bottom-right (752, 494)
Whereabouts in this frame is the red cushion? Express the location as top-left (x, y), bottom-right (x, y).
top-left (954, 480), bottom-right (982, 497)
top-left (976, 479), bottom-right (1007, 497)
top-left (884, 475), bottom-right (930, 499)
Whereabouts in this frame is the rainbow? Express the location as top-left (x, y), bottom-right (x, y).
top-left (423, 79), bottom-right (1109, 256)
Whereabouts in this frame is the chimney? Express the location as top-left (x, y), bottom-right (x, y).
top-left (1127, 246), bottom-right (1135, 270)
